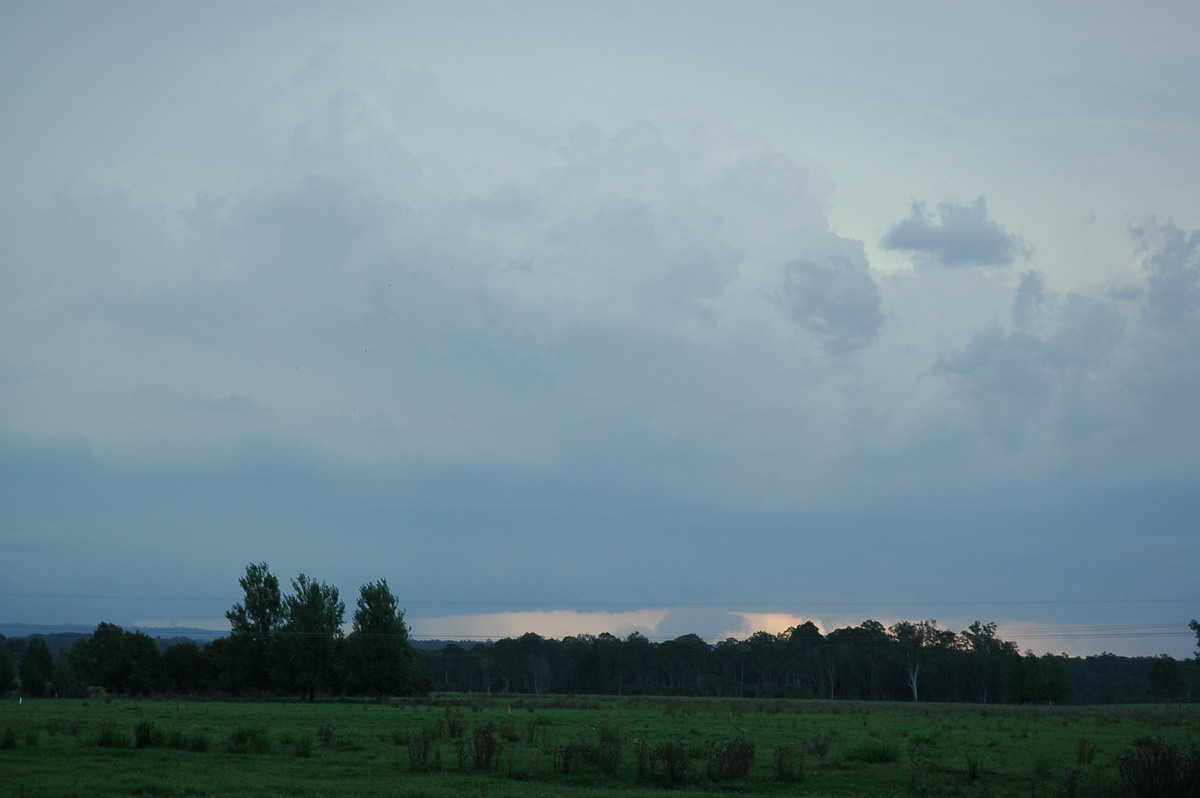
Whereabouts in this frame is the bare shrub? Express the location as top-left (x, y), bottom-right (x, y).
top-left (634, 737), bottom-right (655, 781)
top-left (227, 725), bottom-right (269, 754)
top-left (553, 741), bottom-right (591, 775)
top-left (469, 722), bottom-right (501, 771)
top-left (443, 707), bottom-right (467, 738)
top-left (407, 725), bottom-right (438, 771)
top-left (706, 737), bottom-right (755, 781)
top-left (773, 742), bottom-right (803, 782)
top-left (659, 741), bottom-right (692, 786)
top-left (1118, 737), bottom-right (1200, 798)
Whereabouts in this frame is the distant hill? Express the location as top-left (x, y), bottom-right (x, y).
top-left (0, 623), bottom-right (228, 644)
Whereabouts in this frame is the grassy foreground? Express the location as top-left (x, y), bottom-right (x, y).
top-left (1, 694), bottom-right (1195, 797)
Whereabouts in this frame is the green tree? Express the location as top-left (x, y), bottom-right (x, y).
top-left (345, 579), bottom-right (419, 700)
top-left (1038, 653), bottom-right (1073, 704)
top-left (1145, 656), bottom-right (1187, 702)
top-left (162, 641), bottom-right (215, 694)
top-left (225, 562), bottom-right (284, 696)
top-left (68, 623), bottom-right (167, 695)
top-left (19, 636), bottom-right (54, 697)
top-left (960, 620), bottom-right (1018, 702)
top-left (120, 631), bottom-right (168, 695)
top-left (0, 638), bottom-right (16, 697)
top-left (1007, 651), bottom-right (1072, 703)
top-left (489, 637), bottom-right (528, 693)
top-left (890, 620), bottom-right (954, 702)
top-left (278, 573), bottom-right (344, 701)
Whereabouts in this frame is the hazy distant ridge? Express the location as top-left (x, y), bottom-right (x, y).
top-left (0, 622), bottom-right (228, 643)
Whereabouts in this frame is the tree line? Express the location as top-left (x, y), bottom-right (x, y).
top-left (0, 564), bottom-right (425, 701)
top-left (2, 564), bottom-right (1196, 704)
top-left (413, 620), bottom-right (1081, 703)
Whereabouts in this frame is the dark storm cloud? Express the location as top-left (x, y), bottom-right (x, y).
top-left (882, 198), bottom-right (1031, 268)
top-left (780, 253), bottom-right (882, 354)
top-left (3, 3), bottom-right (1199, 657)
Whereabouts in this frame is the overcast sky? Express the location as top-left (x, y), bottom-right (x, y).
top-left (2, 1), bottom-right (1197, 658)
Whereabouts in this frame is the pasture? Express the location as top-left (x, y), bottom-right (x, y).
top-left (2, 694), bottom-right (1194, 796)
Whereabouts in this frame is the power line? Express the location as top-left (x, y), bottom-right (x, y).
top-left (2, 591), bottom-right (1195, 607)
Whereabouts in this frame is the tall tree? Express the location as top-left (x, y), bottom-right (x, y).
top-left (68, 623), bottom-right (167, 696)
top-left (345, 578), bottom-right (418, 701)
top-left (225, 562), bottom-right (284, 696)
top-left (961, 621), bottom-right (1018, 702)
top-left (0, 638), bottom-right (15, 697)
top-left (162, 641), bottom-right (215, 695)
top-left (1145, 656), bottom-right (1187, 702)
top-left (19, 636), bottom-right (54, 697)
top-left (890, 620), bottom-right (954, 702)
top-left (279, 573), bottom-right (344, 701)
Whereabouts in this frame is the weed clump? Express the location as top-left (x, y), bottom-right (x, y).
top-left (134, 719), bottom-right (158, 749)
top-left (95, 721), bottom-right (131, 749)
top-left (458, 720), bottom-right (496, 768)
top-left (227, 724), bottom-right (269, 754)
top-left (407, 724), bottom-right (438, 771)
top-left (553, 741), bottom-right (591, 775)
top-left (773, 742), bottom-right (804, 782)
top-left (186, 726), bottom-right (210, 753)
top-left (293, 734), bottom-right (313, 757)
top-left (1117, 736), bottom-right (1200, 798)
top-left (316, 719), bottom-right (335, 747)
top-left (442, 707), bottom-right (468, 738)
top-left (705, 737), bottom-right (755, 781)
top-left (659, 741), bottom-right (692, 786)
top-left (805, 734), bottom-right (831, 760)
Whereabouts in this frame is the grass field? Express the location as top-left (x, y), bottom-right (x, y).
top-left (2, 694), bottom-right (1195, 797)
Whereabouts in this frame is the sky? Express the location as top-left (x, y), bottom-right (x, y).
top-left (1, 0), bottom-right (1197, 659)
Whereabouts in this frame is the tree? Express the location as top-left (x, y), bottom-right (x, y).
top-left (163, 641), bottom-right (215, 694)
top-left (489, 637), bottom-right (527, 693)
top-left (0, 638), bottom-right (17, 697)
top-left (890, 620), bottom-right (953, 702)
top-left (68, 623), bottom-right (167, 696)
top-left (1007, 651), bottom-right (1072, 703)
top-left (960, 621), bottom-right (1018, 702)
top-left (19, 636), bottom-right (54, 697)
top-left (225, 562), bottom-right (284, 696)
top-left (345, 578), bottom-right (419, 701)
top-left (278, 573), bottom-right (344, 701)
top-left (1145, 656), bottom-right (1187, 702)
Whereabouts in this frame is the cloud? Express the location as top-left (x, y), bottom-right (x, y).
top-left (1135, 219), bottom-right (1200, 331)
top-left (409, 609), bottom-right (670, 641)
top-left (882, 198), bottom-right (1031, 268)
top-left (780, 253), bottom-right (882, 353)
top-left (1012, 270), bottom-right (1049, 329)
top-left (2, 35), bottom-right (1198, 658)
top-left (926, 223), bottom-right (1200, 462)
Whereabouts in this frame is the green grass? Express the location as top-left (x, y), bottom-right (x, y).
top-left (0, 695), bottom-right (1195, 796)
